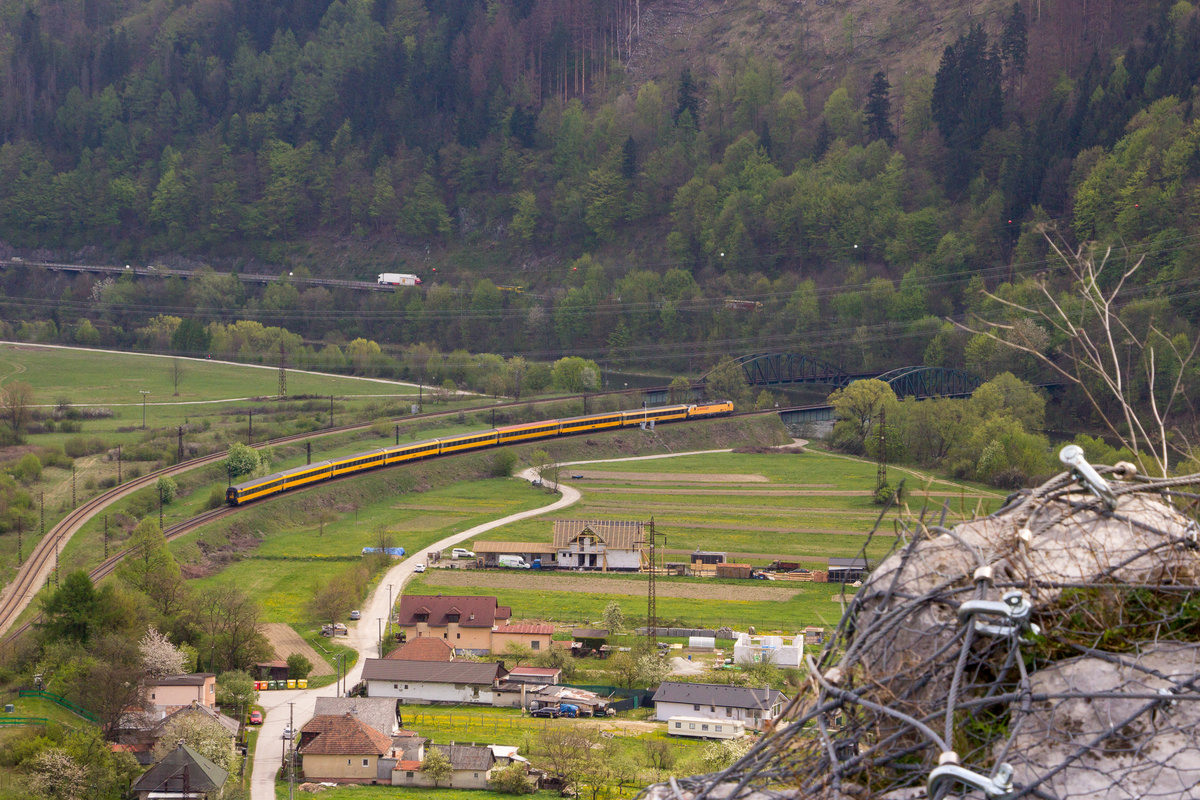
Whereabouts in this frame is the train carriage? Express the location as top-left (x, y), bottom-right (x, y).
top-left (383, 439), bottom-right (441, 465)
top-left (437, 430), bottom-right (500, 454)
top-left (621, 404), bottom-right (690, 426)
top-left (559, 412), bottom-right (623, 435)
top-left (330, 448), bottom-right (389, 477)
top-left (227, 460), bottom-right (335, 505)
top-left (497, 420), bottom-right (562, 445)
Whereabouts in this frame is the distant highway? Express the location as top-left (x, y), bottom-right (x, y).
top-left (0, 257), bottom-right (397, 293)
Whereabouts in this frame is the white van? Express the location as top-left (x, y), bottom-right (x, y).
top-left (667, 716), bottom-right (745, 739)
top-left (498, 555), bottom-right (530, 569)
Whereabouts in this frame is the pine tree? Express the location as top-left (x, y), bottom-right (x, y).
top-left (864, 71), bottom-right (896, 145)
top-left (1001, 3), bottom-right (1028, 76)
top-left (675, 67), bottom-right (699, 124)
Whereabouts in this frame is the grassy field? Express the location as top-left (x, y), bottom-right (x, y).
top-left (182, 471), bottom-right (554, 625)
top-left (468, 448), bottom-right (1002, 563)
top-left (410, 570), bottom-right (856, 631)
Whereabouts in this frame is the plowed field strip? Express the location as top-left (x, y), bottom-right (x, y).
top-left (420, 570), bottom-right (799, 602)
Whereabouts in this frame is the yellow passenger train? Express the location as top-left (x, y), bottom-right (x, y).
top-left (225, 401), bottom-right (735, 506)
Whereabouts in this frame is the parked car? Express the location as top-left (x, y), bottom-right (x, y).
top-left (451, 547), bottom-right (475, 559)
top-left (413, 563), bottom-right (426, 573)
top-left (530, 707), bottom-right (559, 718)
top-left (349, 610), bottom-right (361, 620)
top-left (249, 710), bottom-right (263, 725)
top-left (282, 726), bottom-right (294, 739)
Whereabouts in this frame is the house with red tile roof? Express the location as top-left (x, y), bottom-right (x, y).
top-left (297, 713), bottom-right (393, 783)
top-left (384, 637), bottom-right (455, 661)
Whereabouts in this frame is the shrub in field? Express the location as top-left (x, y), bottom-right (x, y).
top-left (489, 762), bottom-right (534, 794)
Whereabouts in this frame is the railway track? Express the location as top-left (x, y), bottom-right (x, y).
top-left (0, 393), bottom-right (815, 644)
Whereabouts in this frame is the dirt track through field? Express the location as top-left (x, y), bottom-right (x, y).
top-left (578, 470), bottom-right (773, 483)
top-left (422, 569), bottom-right (801, 602)
top-left (261, 623), bottom-right (335, 676)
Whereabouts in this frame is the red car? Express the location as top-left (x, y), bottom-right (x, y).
top-left (248, 710), bottom-right (263, 725)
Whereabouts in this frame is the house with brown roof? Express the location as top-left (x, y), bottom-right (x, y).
top-left (391, 743), bottom-right (497, 789)
top-left (312, 697), bottom-right (400, 738)
top-left (398, 595), bottom-right (511, 654)
top-left (145, 673), bottom-right (217, 714)
top-left (297, 713), bottom-right (393, 783)
top-left (131, 743), bottom-right (228, 800)
top-left (384, 637), bottom-right (455, 662)
top-left (361, 658), bottom-right (507, 705)
top-left (553, 520), bottom-right (645, 571)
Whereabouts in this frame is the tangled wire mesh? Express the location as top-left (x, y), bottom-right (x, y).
top-left (640, 449), bottom-right (1200, 800)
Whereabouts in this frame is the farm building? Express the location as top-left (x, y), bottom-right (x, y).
top-left (361, 658), bottom-right (508, 705)
top-left (653, 681), bottom-right (787, 731)
top-left (491, 622), bottom-right (554, 654)
top-left (472, 541), bottom-right (558, 568)
top-left (827, 557), bottom-right (869, 582)
top-left (553, 520), bottom-right (645, 571)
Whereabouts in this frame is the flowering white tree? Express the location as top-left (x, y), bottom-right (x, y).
top-left (140, 627), bottom-right (186, 677)
top-left (153, 713), bottom-right (238, 773)
top-left (26, 748), bottom-right (88, 800)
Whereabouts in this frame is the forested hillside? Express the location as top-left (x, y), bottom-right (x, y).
top-left (0, 0), bottom-right (1198, 385)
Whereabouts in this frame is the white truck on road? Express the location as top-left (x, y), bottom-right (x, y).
top-left (377, 272), bottom-right (421, 286)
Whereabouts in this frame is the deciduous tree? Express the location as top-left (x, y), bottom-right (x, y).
top-left (421, 746), bottom-right (454, 787)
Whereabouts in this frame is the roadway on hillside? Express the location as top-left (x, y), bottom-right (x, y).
top-left (248, 449), bottom-right (734, 800)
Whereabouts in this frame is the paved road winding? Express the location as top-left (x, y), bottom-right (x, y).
top-left (249, 449), bottom-right (734, 800)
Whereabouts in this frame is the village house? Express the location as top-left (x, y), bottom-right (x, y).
top-left (131, 743), bottom-right (227, 800)
top-left (396, 595), bottom-right (552, 655)
top-left (553, 520), bottom-right (645, 571)
top-left (312, 697), bottom-right (400, 737)
top-left (397, 595), bottom-right (509, 654)
top-left (653, 682), bottom-right (787, 731)
top-left (392, 742), bottom-right (497, 789)
top-left (297, 713), bottom-right (393, 784)
top-left (144, 673), bottom-right (217, 714)
top-left (361, 658), bottom-right (508, 705)
top-left (385, 637), bottom-right (455, 661)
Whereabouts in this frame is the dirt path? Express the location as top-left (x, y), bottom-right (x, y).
top-left (577, 470), bottom-right (772, 483)
top-left (260, 623), bottom-right (335, 677)
top-left (421, 568), bottom-right (800, 602)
